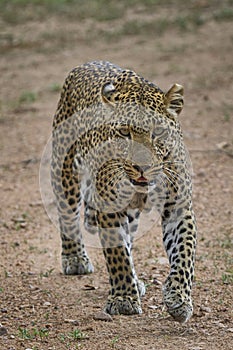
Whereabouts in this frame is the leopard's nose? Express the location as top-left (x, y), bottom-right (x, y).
top-left (132, 164), bottom-right (150, 174)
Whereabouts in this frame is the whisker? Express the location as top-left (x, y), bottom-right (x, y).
top-left (164, 167), bottom-right (185, 183)
top-left (163, 169), bottom-right (179, 184)
top-left (162, 167), bottom-right (180, 186)
top-left (157, 173), bottom-right (167, 188)
top-left (163, 160), bottom-right (185, 166)
top-left (163, 173), bottom-right (178, 191)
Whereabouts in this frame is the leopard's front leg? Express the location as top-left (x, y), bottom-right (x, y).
top-left (98, 212), bottom-right (143, 315)
top-left (103, 245), bottom-right (142, 315)
top-left (162, 202), bottom-right (197, 323)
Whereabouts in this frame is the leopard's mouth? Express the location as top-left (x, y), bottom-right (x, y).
top-left (130, 179), bottom-right (148, 187)
top-left (130, 176), bottom-right (154, 187)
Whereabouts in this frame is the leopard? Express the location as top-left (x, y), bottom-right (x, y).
top-left (51, 61), bottom-right (197, 323)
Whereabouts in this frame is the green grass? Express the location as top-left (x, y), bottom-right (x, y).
top-left (6, 91), bottom-right (38, 112)
top-left (222, 103), bottom-right (233, 122)
top-left (1, 0), bottom-right (232, 56)
top-left (1, 0), bottom-right (232, 27)
top-left (222, 270), bottom-right (233, 284)
top-left (18, 91), bottom-right (37, 104)
top-left (18, 327), bottom-right (49, 340)
top-left (214, 7), bottom-right (233, 21)
top-left (102, 13), bottom-right (206, 41)
top-left (59, 329), bottom-right (88, 343)
top-left (0, 0), bottom-right (133, 24)
top-left (1, 1), bottom-right (232, 55)
top-left (40, 268), bottom-right (54, 278)
top-left (49, 82), bottom-right (62, 93)
top-left (110, 335), bottom-right (120, 348)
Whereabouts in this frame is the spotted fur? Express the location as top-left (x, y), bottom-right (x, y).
top-left (51, 61), bottom-right (197, 322)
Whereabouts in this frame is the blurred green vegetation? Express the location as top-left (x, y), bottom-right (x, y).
top-left (0, 0), bottom-right (232, 25)
top-left (0, 0), bottom-right (232, 54)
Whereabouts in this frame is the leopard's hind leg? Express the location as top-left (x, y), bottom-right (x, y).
top-left (51, 141), bottom-right (94, 275)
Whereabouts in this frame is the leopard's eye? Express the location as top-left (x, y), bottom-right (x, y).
top-left (118, 127), bottom-right (131, 138)
top-left (152, 126), bottom-right (168, 139)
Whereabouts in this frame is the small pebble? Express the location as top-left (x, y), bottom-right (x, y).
top-left (0, 326), bottom-right (8, 336)
top-left (64, 319), bottom-right (79, 325)
top-left (157, 257), bottom-right (168, 265)
top-left (217, 141), bottom-right (229, 149)
top-left (93, 311), bottom-right (113, 322)
top-left (148, 305), bottom-right (159, 310)
top-left (43, 301), bottom-right (51, 307)
top-left (200, 306), bottom-right (211, 313)
top-left (0, 308), bottom-right (7, 313)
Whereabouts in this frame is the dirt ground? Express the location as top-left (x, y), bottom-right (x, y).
top-left (0, 1), bottom-right (232, 349)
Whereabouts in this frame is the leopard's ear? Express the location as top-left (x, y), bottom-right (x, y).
top-left (165, 83), bottom-right (184, 117)
top-left (101, 82), bottom-right (117, 105)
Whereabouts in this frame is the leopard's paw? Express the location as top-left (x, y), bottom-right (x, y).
top-left (166, 300), bottom-right (193, 323)
top-left (104, 296), bottom-right (142, 315)
top-left (62, 255), bottom-right (94, 275)
top-left (163, 281), bottom-right (193, 323)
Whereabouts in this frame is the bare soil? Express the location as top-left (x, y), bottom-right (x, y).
top-left (0, 1), bottom-right (232, 349)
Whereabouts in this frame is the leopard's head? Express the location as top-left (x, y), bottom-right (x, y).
top-left (73, 76), bottom-right (185, 213)
top-left (97, 80), bottom-right (184, 198)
